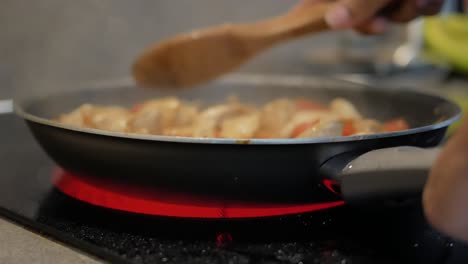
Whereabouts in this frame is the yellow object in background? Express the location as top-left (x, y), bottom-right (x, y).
top-left (424, 15), bottom-right (468, 74)
top-left (447, 92), bottom-right (468, 136)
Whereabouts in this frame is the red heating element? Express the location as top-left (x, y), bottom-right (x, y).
top-left (52, 168), bottom-right (345, 219)
top-left (322, 179), bottom-right (341, 195)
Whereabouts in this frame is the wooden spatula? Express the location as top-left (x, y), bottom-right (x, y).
top-left (132, 2), bottom-right (333, 88)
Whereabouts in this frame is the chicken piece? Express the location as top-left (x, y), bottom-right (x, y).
top-left (219, 113), bottom-right (260, 139)
top-left (80, 105), bottom-right (131, 132)
top-left (140, 97), bottom-right (198, 127)
top-left (296, 120), bottom-right (343, 138)
top-left (381, 118), bottom-right (409, 133)
top-left (129, 97), bottom-right (198, 134)
top-left (173, 104), bottom-right (198, 127)
top-left (295, 98), bottom-right (328, 111)
top-left (280, 111), bottom-right (340, 138)
top-left (58, 104), bottom-right (90, 127)
top-left (58, 95), bottom-right (384, 140)
top-left (162, 126), bottom-right (195, 137)
top-left (258, 99), bottom-right (296, 137)
top-left (353, 119), bottom-right (381, 135)
top-left (330, 98), bottom-right (362, 120)
top-left (129, 109), bottom-right (162, 134)
top-left (192, 103), bottom-right (253, 137)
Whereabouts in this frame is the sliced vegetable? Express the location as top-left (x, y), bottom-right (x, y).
top-left (297, 121), bottom-right (343, 138)
top-left (342, 120), bottom-right (356, 136)
top-left (291, 120), bottom-right (320, 138)
top-left (382, 118), bottom-right (409, 132)
top-left (131, 103), bottom-right (143, 113)
top-left (59, 96), bottom-right (412, 139)
top-left (214, 129), bottom-right (221, 138)
top-left (296, 99), bottom-right (327, 111)
top-left (255, 131), bottom-right (273, 139)
top-left (330, 98), bottom-right (362, 120)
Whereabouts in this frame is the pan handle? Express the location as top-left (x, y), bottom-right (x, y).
top-left (333, 146), bottom-right (441, 206)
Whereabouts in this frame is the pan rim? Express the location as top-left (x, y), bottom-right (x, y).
top-left (14, 73), bottom-right (462, 145)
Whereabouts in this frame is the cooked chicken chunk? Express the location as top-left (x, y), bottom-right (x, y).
top-left (58, 104), bottom-right (131, 132)
top-left (330, 98), bottom-right (362, 120)
top-left (259, 99), bottom-right (296, 137)
top-left (280, 111), bottom-right (340, 138)
top-left (129, 97), bottom-right (198, 134)
top-left (296, 121), bottom-right (343, 138)
top-left (353, 119), bottom-right (382, 135)
top-left (219, 113), bottom-right (260, 139)
top-left (57, 96), bottom-right (409, 139)
top-left (192, 103), bottom-right (253, 137)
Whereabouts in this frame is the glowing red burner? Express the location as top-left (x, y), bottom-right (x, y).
top-left (322, 179), bottom-right (341, 195)
top-left (52, 168), bottom-right (345, 219)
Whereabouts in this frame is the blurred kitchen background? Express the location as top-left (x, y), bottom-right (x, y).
top-left (0, 0), bottom-right (467, 115)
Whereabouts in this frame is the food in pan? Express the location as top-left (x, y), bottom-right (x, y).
top-left (57, 97), bottom-right (409, 139)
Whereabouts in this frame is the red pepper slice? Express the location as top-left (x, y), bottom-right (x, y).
top-left (295, 99), bottom-right (327, 111)
top-left (342, 120), bottom-right (356, 136)
top-left (131, 103), bottom-right (143, 113)
top-left (382, 118), bottom-right (410, 132)
top-left (291, 120), bottom-right (320, 138)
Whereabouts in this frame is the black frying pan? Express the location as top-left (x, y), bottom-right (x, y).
top-left (14, 75), bottom-right (461, 205)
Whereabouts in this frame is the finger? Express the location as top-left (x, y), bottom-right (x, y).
top-left (385, 0), bottom-right (444, 23)
top-left (417, 0), bottom-right (445, 16)
top-left (354, 17), bottom-right (389, 35)
top-left (423, 118), bottom-right (468, 242)
top-left (386, 0), bottom-right (420, 23)
top-left (325, 0), bottom-right (391, 29)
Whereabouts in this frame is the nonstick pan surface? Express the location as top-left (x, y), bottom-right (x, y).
top-left (15, 75), bottom-right (461, 203)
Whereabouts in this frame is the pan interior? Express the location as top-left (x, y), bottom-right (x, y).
top-left (15, 76), bottom-right (461, 144)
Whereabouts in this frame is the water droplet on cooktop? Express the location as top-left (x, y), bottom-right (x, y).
top-left (446, 242), bottom-right (454, 248)
top-left (162, 257), bottom-right (168, 262)
top-left (341, 260), bottom-right (348, 264)
top-left (413, 243), bottom-right (419, 248)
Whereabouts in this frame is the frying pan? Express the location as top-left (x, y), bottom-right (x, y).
top-left (14, 74), bottom-right (461, 205)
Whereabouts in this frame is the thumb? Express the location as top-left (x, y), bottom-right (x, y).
top-left (325, 0), bottom-right (391, 29)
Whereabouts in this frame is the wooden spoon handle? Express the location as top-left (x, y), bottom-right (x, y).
top-left (235, 2), bottom-right (333, 43)
top-left (131, 2), bottom-right (334, 88)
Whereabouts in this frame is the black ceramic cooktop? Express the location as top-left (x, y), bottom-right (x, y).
top-left (1, 113), bottom-right (468, 264)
